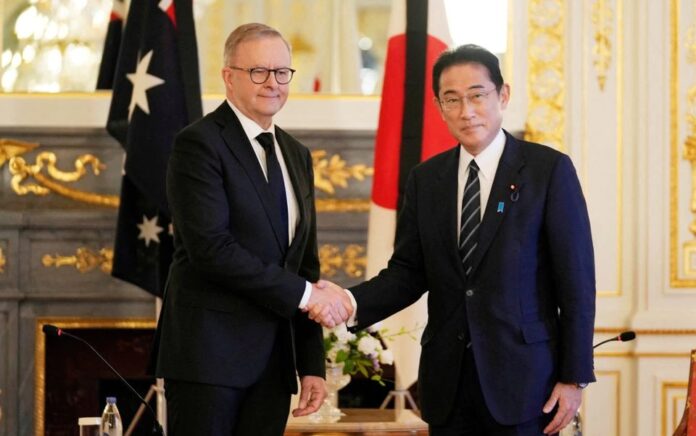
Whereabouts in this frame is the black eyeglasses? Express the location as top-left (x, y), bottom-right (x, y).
top-left (228, 66), bottom-right (296, 85)
top-left (438, 87), bottom-right (497, 112)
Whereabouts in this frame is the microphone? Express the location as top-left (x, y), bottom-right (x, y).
top-left (42, 324), bottom-right (164, 435)
top-left (593, 330), bottom-right (636, 349)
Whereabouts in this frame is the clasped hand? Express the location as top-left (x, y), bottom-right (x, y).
top-left (303, 280), bottom-right (353, 328)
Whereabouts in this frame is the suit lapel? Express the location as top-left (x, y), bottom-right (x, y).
top-left (432, 147), bottom-right (467, 280)
top-left (468, 132), bottom-right (525, 277)
top-left (214, 103), bottom-right (288, 253)
top-left (275, 126), bottom-right (310, 260)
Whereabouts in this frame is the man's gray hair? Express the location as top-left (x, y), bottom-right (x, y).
top-left (223, 23), bottom-right (291, 66)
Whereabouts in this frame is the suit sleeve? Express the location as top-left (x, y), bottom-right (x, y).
top-left (350, 170), bottom-right (428, 329)
top-left (544, 154), bottom-right (596, 383)
top-left (293, 148), bottom-right (325, 377)
top-left (167, 127), bottom-right (306, 319)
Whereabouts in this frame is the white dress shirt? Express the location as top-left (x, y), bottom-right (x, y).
top-left (456, 129), bottom-right (506, 239)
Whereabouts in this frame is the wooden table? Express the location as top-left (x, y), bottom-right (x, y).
top-left (285, 408), bottom-right (429, 435)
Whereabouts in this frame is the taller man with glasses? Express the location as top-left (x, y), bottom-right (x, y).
top-left (153, 23), bottom-right (352, 435)
top-left (309, 44), bottom-right (596, 435)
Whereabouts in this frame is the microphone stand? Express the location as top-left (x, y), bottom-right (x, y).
top-left (43, 325), bottom-right (164, 435)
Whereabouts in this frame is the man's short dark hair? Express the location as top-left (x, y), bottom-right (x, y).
top-left (432, 44), bottom-right (504, 97)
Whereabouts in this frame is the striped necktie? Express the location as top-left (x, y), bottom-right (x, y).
top-left (459, 160), bottom-right (480, 276)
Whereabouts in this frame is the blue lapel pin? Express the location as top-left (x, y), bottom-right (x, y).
top-left (497, 202), bottom-right (504, 213)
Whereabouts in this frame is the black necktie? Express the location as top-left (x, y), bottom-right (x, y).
top-left (459, 160), bottom-right (480, 276)
top-left (256, 132), bottom-right (288, 252)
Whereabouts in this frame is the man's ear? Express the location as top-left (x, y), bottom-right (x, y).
top-left (499, 83), bottom-right (511, 109)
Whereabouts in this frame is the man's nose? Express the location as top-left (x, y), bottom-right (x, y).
top-left (265, 72), bottom-right (279, 87)
top-left (458, 101), bottom-right (476, 119)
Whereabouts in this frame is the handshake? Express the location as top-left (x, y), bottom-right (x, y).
top-left (303, 280), bottom-right (354, 328)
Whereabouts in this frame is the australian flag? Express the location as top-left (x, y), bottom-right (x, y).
top-left (107, 0), bottom-right (202, 297)
top-left (95, 0), bottom-right (125, 89)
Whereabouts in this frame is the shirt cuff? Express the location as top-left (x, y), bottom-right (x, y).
top-left (344, 289), bottom-right (358, 326)
top-left (298, 281), bottom-right (312, 309)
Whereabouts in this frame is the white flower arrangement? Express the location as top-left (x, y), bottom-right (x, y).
top-left (323, 324), bottom-right (392, 385)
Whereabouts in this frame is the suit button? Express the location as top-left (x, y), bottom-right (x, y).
top-left (457, 333), bottom-right (465, 341)
top-left (465, 289), bottom-right (474, 297)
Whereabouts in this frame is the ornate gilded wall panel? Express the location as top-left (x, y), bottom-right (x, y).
top-left (0, 232), bottom-right (19, 292)
top-left (661, 381), bottom-right (688, 436)
top-left (0, 129), bottom-right (374, 213)
top-left (581, 0), bottom-right (623, 298)
top-left (525, 0), bottom-right (565, 150)
top-left (582, 370), bottom-right (621, 435)
top-left (670, 0), bottom-right (696, 287)
top-left (591, 0), bottom-right (613, 91)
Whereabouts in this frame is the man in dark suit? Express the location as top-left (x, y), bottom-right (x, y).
top-left (309, 44), bottom-right (596, 435)
top-left (153, 23), bottom-right (352, 435)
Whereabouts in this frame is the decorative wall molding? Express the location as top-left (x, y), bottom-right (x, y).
top-left (319, 244), bottom-right (367, 278)
top-left (41, 248), bottom-right (113, 275)
top-left (311, 150), bottom-right (374, 195)
top-left (670, 0), bottom-right (696, 287)
top-left (9, 152), bottom-right (117, 207)
top-left (525, 0), bottom-right (566, 150)
top-left (591, 0), bottom-right (614, 90)
top-left (2, 143), bottom-right (373, 213)
top-left (315, 198), bottom-right (370, 213)
top-left (661, 381), bottom-right (688, 436)
top-left (0, 137), bottom-right (38, 167)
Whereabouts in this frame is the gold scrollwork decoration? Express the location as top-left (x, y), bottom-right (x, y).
top-left (9, 152), bottom-right (119, 207)
top-left (319, 244), bottom-right (367, 279)
top-left (591, 0), bottom-right (613, 90)
top-left (681, 13), bottom-right (696, 278)
top-left (41, 247), bottom-right (113, 274)
top-left (312, 150), bottom-right (374, 195)
top-left (316, 198), bottom-right (370, 213)
top-left (526, 0), bottom-right (566, 151)
top-left (0, 138), bottom-right (38, 168)
top-left (0, 247), bottom-right (5, 273)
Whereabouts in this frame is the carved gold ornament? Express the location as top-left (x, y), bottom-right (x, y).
top-left (0, 247), bottom-right (5, 274)
top-left (591, 0), bottom-right (613, 90)
top-left (312, 150), bottom-right (374, 195)
top-left (319, 244), bottom-right (367, 278)
top-left (42, 247), bottom-right (113, 274)
top-left (9, 152), bottom-right (119, 207)
top-left (681, 9), bottom-right (696, 278)
top-left (0, 138), bottom-right (38, 167)
top-left (2, 141), bottom-right (372, 213)
top-left (525, 0), bottom-right (566, 151)
top-left (316, 198), bottom-right (370, 213)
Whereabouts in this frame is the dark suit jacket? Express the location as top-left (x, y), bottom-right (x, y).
top-left (153, 102), bottom-right (324, 394)
top-left (351, 131), bottom-right (596, 425)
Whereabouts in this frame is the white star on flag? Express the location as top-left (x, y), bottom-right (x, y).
top-left (127, 50), bottom-right (165, 120)
top-left (137, 214), bottom-right (164, 247)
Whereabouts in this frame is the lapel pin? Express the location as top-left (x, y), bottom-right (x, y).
top-left (497, 202), bottom-right (505, 213)
top-left (510, 184), bottom-right (519, 202)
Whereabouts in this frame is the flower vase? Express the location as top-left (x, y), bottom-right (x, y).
top-left (308, 362), bottom-right (351, 423)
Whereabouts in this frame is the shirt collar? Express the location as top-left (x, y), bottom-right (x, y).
top-left (459, 129), bottom-right (506, 181)
top-left (226, 99), bottom-right (275, 140)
